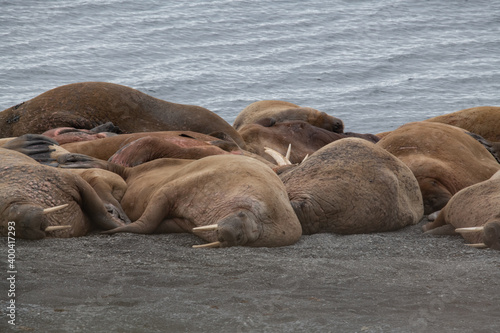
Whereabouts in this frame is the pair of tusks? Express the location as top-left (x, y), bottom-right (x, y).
top-left (42, 204), bottom-right (72, 232)
top-left (191, 224), bottom-right (221, 248)
top-left (264, 144), bottom-right (309, 166)
top-left (455, 226), bottom-right (487, 248)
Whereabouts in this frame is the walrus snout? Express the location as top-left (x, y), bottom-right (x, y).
top-left (329, 116), bottom-right (344, 134)
top-left (5, 203), bottom-right (71, 240)
top-left (484, 222), bottom-right (500, 250)
top-left (314, 112), bottom-right (344, 133)
top-left (216, 211), bottom-right (261, 247)
top-left (6, 205), bottom-right (47, 239)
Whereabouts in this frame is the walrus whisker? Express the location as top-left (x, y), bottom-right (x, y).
top-left (192, 241), bottom-right (221, 249)
top-left (264, 147), bottom-right (291, 166)
top-left (42, 204), bottom-right (69, 214)
top-left (455, 226), bottom-right (484, 233)
top-left (192, 224), bottom-right (219, 233)
top-left (466, 243), bottom-right (487, 248)
top-left (45, 225), bottom-right (72, 232)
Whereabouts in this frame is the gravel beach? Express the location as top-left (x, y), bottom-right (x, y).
top-left (2, 218), bottom-right (499, 333)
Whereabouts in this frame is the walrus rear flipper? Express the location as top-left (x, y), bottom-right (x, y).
top-left (103, 190), bottom-right (176, 234)
top-left (3, 134), bottom-right (60, 164)
top-left (89, 121), bottom-right (122, 134)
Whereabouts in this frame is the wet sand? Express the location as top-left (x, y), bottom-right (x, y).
top-left (1, 218), bottom-right (499, 333)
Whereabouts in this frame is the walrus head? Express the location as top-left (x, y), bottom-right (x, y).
top-left (193, 211), bottom-right (263, 248)
top-left (309, 111), bottom-right (344, 133)
top-left (2, 203), bottom-right (70, 239)
top-left (455, 220), bottom-right (500, 251)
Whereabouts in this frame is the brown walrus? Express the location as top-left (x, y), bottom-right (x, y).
top-left (57, 153), bottom-right (303, 248)
top-left (0, 82), bottom-right (246, 148)
top-left (0, 148), bottom-right (126, 239)
top-left (233, 100), bottom-right (344, 133)
top-left (238, 119), bottom-right (379, 164)
top-left (277, 138), bottom-right (423, 234)
top-left (60, 131), bottom-right (241, 161)
top-left (377, 121), bottom-right (500, 215)
top-left (424, 106), bottom-right (500, 141)
top-left (423, 171), bottom-right (500, 251)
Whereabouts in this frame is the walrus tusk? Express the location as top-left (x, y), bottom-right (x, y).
top-left (192, 241), bottom-right (221, 249)
top-left (455, 226), bottom-right (484, 233)
top-left (301, 154), bottom-right (309, 163)
top-left (466, 243), bottom-right (487, 248)
top-left (192, 224), bottom-right (219, 233)
top-left (45, 225), bottom-right (72, 232)
top-left (285, 143), bottom-right (291, 161)
top-left (43, 204), bottom-right (69, 214)
top-left (264, 147), bottom-right (292, 166)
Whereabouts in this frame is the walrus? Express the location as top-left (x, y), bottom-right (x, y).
top-left (107, 136), bottom-right (240, 167)
top-left (0, 148), bottom-right (126, 239)
top-left (57, 153), bottom-right (303, 248)
top-left (238, 119), bottom-right (379, 164)
top-left (422, 171), bottom-right (500, 250)
top-left (277, 138), bottom-right (424, 234)
top-left (0, 82), bottom-right (246, 148)
top-left (61, 130), bottom-right (278, 167)
top-left (424, 106), bottom-right (500, 141)
top-left (377, 121), bottom-right (500, 215)
top-left (60, 131), bottom-right (242, 161)
top-left (41, 122), bottom-right (120, 144)
top-left (233, 100), bottom-right (344, 133)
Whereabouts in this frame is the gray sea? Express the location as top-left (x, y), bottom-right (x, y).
top-left (1, 0), bottom-right (499, 134)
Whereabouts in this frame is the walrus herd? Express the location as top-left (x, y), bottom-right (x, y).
top-left (1, 81), bottom-right (499, 250)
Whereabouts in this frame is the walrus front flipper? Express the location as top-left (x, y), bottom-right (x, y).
top-left (423, 224), bottom-right (457, 236)
top-left (57, 153), bottom-right (112, 170)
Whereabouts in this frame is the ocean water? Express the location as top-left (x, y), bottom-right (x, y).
top-left (1, 0), bottom-right (499, 134)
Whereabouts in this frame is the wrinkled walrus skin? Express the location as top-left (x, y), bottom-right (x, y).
top-left (57, 154), bottom-right (303, 248)
top-left (0, 148), bottom-right (125, 239)
top-left (377, 121), bottom-right (500, 215)
top-left (279, 138), bottom-right (424, 235)
top-left (0, 82), bottom-right (246, 148)
top-left (422, 171), bottom-right (500, 250)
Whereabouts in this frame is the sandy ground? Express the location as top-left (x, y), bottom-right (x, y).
top-left (1, 217), bottom-right (499, 333)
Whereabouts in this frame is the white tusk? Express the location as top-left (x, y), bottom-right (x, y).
top-left (466, 243), bottom-right (487, 248)
top-left (45, 225), bottom-right (72, 232)
top-left (43, 204), bottom-right (69, 214)
top-left (192, 241), bottom-right (221, 249)
top-left (285, 143), bottom-right (291, 161)
top-left (264, 147), bottom-right (291, 166)
top-left (192, 224), bottom-right (219, 233)
top-left (455, 226), bottom-right (484, 233)
top-left (301, 154), bottom-right (309, 163)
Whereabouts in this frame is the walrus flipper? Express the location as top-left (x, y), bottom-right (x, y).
top-left (3, 134), bottom-right (59, 164)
